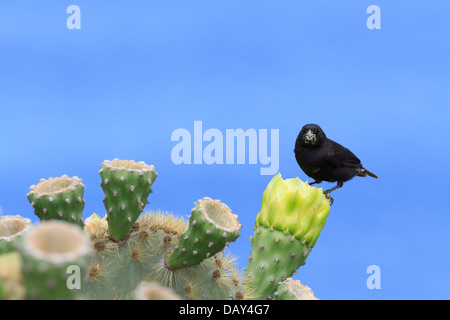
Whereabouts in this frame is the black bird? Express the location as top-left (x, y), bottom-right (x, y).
top-left (294, 124), bottom-right (377, 203)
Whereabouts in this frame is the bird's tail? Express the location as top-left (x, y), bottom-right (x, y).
top-left (358, 168), bottom-right (378, 179)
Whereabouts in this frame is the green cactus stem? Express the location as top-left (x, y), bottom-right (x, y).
top-left (0, 215), bottom-right (32, 254)
top-left (244, 173), bottom-right (330, 300)
top-left (99, 159), bottom-right (158, 241)
top-left (274, 278), bottom-right (318, 300)
top-left (165, 197), bottom-right (242, 270)
top-left (26, 175), bottom-right (85, 227)
top-left (20, 220), bottom-right (91, 300)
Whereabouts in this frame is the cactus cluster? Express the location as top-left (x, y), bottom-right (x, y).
top-left (0, 159), bottom-right (331, 300)
top-left (83, 206), bottom-right (246, 300)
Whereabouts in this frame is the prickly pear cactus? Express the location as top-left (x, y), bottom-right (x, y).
top-left (244, 173), bottom-right (330, 299)
top-left (1, 159), bottom-right (332, 301)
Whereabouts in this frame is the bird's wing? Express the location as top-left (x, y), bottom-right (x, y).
top-left (326, 140), bottom-right (362, 168)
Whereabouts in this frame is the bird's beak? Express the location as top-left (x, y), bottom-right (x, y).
top-left (305, 130), bottom-right (316, 143)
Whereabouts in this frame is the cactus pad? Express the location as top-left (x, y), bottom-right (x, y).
top-left (20, 220), bottom-right (91, 300)
top-left (26, 175), bottom-right (85, 227)
top-left (99, 159), bottom-right (158, 240)
top-left (245, 173), bottom-right (330, 299)
top-left (166, 197), bottom-right (242, 270)
top-left (0, 215), bottom-right (32, 254)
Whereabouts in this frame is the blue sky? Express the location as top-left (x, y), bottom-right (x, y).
top-left (1, 1), bottom-right (449, 299)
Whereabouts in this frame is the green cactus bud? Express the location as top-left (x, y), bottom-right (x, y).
top-left (26, 175), bottom-right (85, 227)
top-left (245, 173), bottom-right (330, 299)
top-left (255, 173), bottom-right (329, 247)
top-left (274, 278), bottom-right (318, 300)
top-left (20, 220), bottom-right (91, 300)
top-left (0, 215), bottom-right (32, 254)
top-left (166, 197), bottom-right (242, 270)
top-left (99, 159), bottom-right (158, 241)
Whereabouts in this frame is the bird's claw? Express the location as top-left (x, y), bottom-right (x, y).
top-left (324, 192), bottom-right (334, 205)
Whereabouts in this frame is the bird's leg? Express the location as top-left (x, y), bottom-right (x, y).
top-left (323, 181), bottom-right (344, 195)
top-left (309, 180), bottom-right (321, 186)
top-left (323, 181), bottom-right (343, 205)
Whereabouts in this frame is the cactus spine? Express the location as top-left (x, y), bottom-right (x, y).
top-left (244, 173), bottom-right (330, 299)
